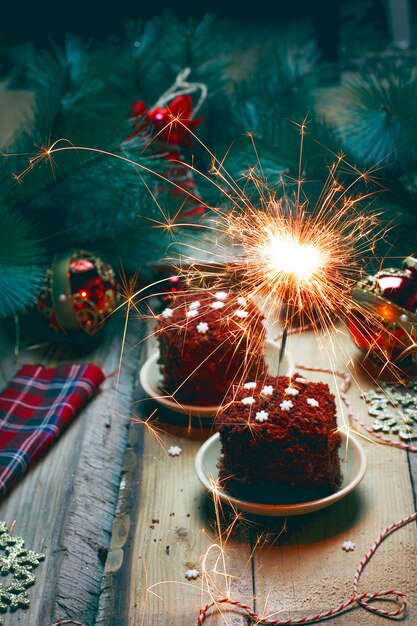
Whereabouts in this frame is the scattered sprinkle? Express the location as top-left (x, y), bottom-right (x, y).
top-left (307, 398), bottom-right (319, 408)
top-left (342, 540), bottom-right (356, 552)
top-left (161, 308), bottom-right (174, 319)
top-left (186, 309), bottom-right (198, 318)
top-left (295, 377), bottom-right (308, 384)
top-left (168, 445), bottom-right (182, 456)
top-left (237, 296), bottom-right (247, 306)
top-left (188, 300), bottom-right (201, 310)
top-left (196, 322), bottom-right (209, 334)
top-left (234, 309), bottom-right (248, 318)
top-left (262, 385), bottom-right (274, 396)
top-left (285, 387), bottom-right (299, 396)
top-left (280, 400), bottom-right (293, 411)
top-left (241, 396), bottom-right (255, 406)
top-left (185, 568), bottom-right (200, 580)
top-left (211, 301), bottom-right (225, 310)
top-left (214, 291), bottom-right (228, 301)
top-left (255, 410), bottom-right (269, 423)
top-left (243, 382), bottom-right (257, 389)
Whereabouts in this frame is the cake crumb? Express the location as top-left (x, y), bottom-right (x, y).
top-left (168, 445), bottom-right (182, 456)
top-left (185, 568), bottom-right (200, 580)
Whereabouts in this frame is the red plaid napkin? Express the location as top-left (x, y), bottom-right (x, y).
top-left (0, 363), bottom-right (105, 497)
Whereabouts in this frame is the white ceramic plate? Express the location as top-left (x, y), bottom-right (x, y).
top-left (139, 341), bottom-right (289, 418)
top-left (195, 431), bottom-right (367, 517)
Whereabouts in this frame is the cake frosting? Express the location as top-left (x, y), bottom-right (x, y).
top-left (216, 373), bottom-right (342, 502)
top-left (155, 290), bottom-right (266, 405)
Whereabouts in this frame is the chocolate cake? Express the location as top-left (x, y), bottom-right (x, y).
top-left (216, 374), bottom-right (342, 503)
top-left (155, 290), bottom-right (266, 405)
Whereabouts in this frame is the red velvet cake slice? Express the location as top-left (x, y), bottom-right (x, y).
top-left (216, 374), bottom-right (342, 502)
top-left (155, 290), bottom-right (266, 405)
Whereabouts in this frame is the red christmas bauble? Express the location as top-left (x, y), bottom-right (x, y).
top-left (37, 250), bottom-right (120, 337)
top-left (348, 256), bottom-right (417, 364)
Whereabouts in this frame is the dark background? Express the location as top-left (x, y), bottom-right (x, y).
top-left (0, 0), bottom-right (388, 47)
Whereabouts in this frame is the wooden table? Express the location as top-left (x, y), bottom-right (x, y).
top-left (1, 312), bottom-right (417, 625)
top-left (99, 325), bottom-right (417, 626)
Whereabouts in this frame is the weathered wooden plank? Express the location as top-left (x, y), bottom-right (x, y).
top-left (0, 315), bottom-right (143, 625)
top-left (98, 336), bottom-right (253, 626)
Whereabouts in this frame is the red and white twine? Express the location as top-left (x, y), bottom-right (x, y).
top-left (197, 511), bottom-right (417, 624)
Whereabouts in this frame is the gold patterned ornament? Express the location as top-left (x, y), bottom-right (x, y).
top-left (37, 250), bottom-right (120, 337)
top-left (0, 522), bottom-right (44, 619)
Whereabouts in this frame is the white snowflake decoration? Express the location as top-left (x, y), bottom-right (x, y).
top-left (214, 291), bottom-right (228, 301)
top-left (280, 400), bottom-right (293, 411)
top-left (295, 377), bottom-right (308, 384)
top-left (243, 382), bottom-right (257, 390)
top-left (186, 309), bottom-right (198, 318)
top-left (196, 322), bottom-right (209, 334)
top-left (234, 309), bottom-right (248, 318)
top-left (241, 396), bottom-right (255, 406)
top-left (342, 540), bottom-right (356, 552)
top-left (188, 300), bottom-right (201, 310)
top-left (262, 385), bottom-right (274, 396)
top-left (185, 568), bottom-right (200, 580)
top-left (285, 387), bottom-right (299, 396)
top-left (211, 301), bottom-right (225, 310)
top-left (168, 445), bottom-right (182, 457)
top-left (307, 398), bottom-right (319, 408)
top-left (237, 296), bottom-right (247, 306)
top-left (255, 410), bottom-right (269, 423)
top-left (161, 308), bottom-right (174, 319)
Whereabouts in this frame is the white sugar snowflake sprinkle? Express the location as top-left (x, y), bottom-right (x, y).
top-left (168, 445), bottom-right (182, 457)
top-left (237, 296), bottom-right (247, 306)
top-left (188, 300), bottom-right (201, 310)
top-left (234, 309), bottom-right (248, 318)
top-left (243, 382), bottom-right (257, 389)
top-left (255, 410), bottom-right (269, 423)
top-left (280, 400), bottom-right (293, 411)
top-left (285, 387), bottom-right (299, 396)
top-left (262, 385), bottom-right (274, 396)
top-left (214, 291), bottom-right (228, 301)
top-left (186, 309), bottom-right (198, 318)
top-left (211, 301), bottom-right (224, 310)
top-left (241, 396), bottom-right (255, 406)
top-left (161, 308), bottom-right (174, 319)
top-left (295, 377), bottom-right (308, 384)
top-left (342, 540), bottom-right (355, 552)
top-left (185, 568), bottom-right (199, 580)
top-left (307, 398), bottom-right (319, 408)
top-left (196, 322), bottom-right (209, 334)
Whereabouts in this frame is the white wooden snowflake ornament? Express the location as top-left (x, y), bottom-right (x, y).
top-left (186, 309), bottom-right (198, 318)
top-left (243, 382), bottom-right (257, 389)
top-left (196, 322), bottom-right (209, 334)
top-left (280, 400), bottom-right (293, 411)
top-left (255, 410), bottom-right (269, 422)
top-left (262, 385), bottom-right (274, 396)
top-left (168, 445), bottom-right (182, 457)
top-left (285, 387), bottom-right (299, 396)
top-left (307, 398), bottom-right (319, 408)
top-left (211, 301), bottom-right (224, 310)
top-left (234, 309), bottom-right (248, 318)
top-left (161, 308), bottom-right (174, 319)
top-left (342, 540), bottom-right (355, 552)
top-left (295, 377), bottom-right (308, 384)
top-left (185, 568), bottom-right (200, 580)
top-left (237, 296), bottom-right (247, 306)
